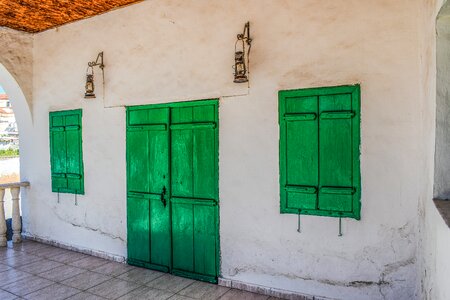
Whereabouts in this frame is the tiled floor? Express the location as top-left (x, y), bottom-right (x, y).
top-left (0, 240), bottom-right (273, 300)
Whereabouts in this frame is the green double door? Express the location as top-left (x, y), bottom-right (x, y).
top-left (126, 100), bottom-right (219, 283)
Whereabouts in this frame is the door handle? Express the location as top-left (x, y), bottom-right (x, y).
top-left (161, 186), bottom-right (167, 207)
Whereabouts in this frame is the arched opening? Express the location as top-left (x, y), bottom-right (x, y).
top-left (0, 84), bottom-right (20, 220)
top-left (0, 63), bottom-right (32, 181)
top-left (0, 63), bottom-right (33, 239)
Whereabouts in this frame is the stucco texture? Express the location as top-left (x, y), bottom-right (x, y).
top-left (0, 27), bottom-right (33, 107)
top-left (10, 0), bottom-right (439, 299)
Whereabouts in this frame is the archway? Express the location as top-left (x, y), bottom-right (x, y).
top-left (0, 63), bottom-right (32, 180)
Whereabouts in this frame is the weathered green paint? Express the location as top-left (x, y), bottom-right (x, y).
top-left (126, 99), bottom-right (219, 283)
top-left (279, 85), bottom-right (361, 219)
top-left (49, 109), bottom-right (84, 195)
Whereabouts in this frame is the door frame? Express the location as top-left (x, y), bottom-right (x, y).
top-left (126, 99), bottom-right (220, 283)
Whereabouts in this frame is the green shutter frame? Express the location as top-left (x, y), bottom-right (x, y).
top-left (49, 109), bottom-right (84, 195)
top-left (279, 85), bottom-right (361, 220)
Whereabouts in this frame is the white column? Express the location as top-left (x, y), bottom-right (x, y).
top-left (0, 188), bottom-right (6, 246)
top-left (11, 187), bottom-right (21, 243)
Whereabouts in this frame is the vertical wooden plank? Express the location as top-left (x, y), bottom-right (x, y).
top-left (65, 114), bottom-right (83, 193)
top-left (283, 96), bottom-right (319, 210)
top-left (50, 115), bottom-right (68, 191)
top-left (171, 107), bottom-right (194, 198)
top-left (319, 94), bottom-right (353, 212)
top-left (193, 105), bottom-right (216, 199)
top-left (172, 203), bottom-right (194, 272)
top-left (150, 196), bottom-right (171, 267)
top-left (351, 87), bottom-right (361, 220)
top-left (193, 204), bottom-right (217, 277)
top-left (127, 130), bottom-right (150, 193)
top-left (127, 196), bottom-right (150, 262)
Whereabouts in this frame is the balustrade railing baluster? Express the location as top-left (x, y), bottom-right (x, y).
top-left (11, 187), bottom-right (22, 243)
top-left (0, 188), bottom-right (6, 246)
top-left (0, 182), bottom-right (30, 247)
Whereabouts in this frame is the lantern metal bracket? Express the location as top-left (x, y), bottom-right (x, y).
top-left (237, 22), bottom-right (252, 49)
top-left (88, 52), bottom-right (104, 70)
top-left (233, 22), bottom-right (252, 83)
top-left (84, 52), bottom-right (105, 99)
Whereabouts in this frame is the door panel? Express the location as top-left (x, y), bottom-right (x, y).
top-left (171, 129), bottom-right (194, 197)
top-left (127, 107), bottom-right (170, 270)
top-left (172, 202), bottom-right (194, 272)
top-left (127, 130), bottom-right (150, 193)
top-left (149, 195), bottom-right (171, 268)
top-left (193, 204), bottom-right (217, 277)
top-left (170, 102), bottom-right (218, 281)
top-left (193, 128), bottom-right (216, 199)
top-left (127, 195), bottom-right (150, 262)
top-left (127, 100), bottom-right (218, 283)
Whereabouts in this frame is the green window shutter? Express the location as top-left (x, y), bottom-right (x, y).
top-left (279, 85), bottom-right (361, 220)
top-left (49, 109), bottom-right (84, 195)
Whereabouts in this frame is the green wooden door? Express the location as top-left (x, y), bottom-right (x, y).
top-left (127, 100), bottom-right (219, 283)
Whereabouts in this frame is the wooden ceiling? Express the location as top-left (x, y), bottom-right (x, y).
top-left (0, 0), bottom-right (143, 33)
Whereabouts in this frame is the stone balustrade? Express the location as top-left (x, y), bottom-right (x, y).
top-left (0, 182), bottom-right (29, 246)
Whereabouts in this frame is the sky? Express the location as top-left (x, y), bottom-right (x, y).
top-left (0, 85), bottom-right (5, 94)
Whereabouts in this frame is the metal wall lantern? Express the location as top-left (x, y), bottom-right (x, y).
top-left (84, 52), bottom-right (105, 99)
top-left (234, 22), bottom-right (252, 83)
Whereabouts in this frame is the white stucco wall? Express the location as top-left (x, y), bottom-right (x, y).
top-left (22, 1), bottom-right (430, 299)
top-left (418, 1), bottom-right (450, 299)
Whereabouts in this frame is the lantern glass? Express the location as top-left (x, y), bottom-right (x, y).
top-left (234, 51), bottom-right (248, 83)
top-left (84, 74), bottom-right (96, 98)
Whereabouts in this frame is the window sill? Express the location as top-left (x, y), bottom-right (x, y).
top-left (433, 199), bottom-right (450, 228)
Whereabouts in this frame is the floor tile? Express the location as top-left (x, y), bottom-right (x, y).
top-left (1, 253), bottom-right (43, 267)
top-left (118, 286), bottom-right (174, 300)
top-left (23, 283), bottom-right (80, 300)
top-left (17, 259), bottom-right (63, 274)
top-left (38, 265), bottom-right (86, 282)
top-left (147, 274), bottom-right (194, 293)
top-left (118, 267), bottom-right (164, 285)
top-left (50, 251), bottom-right (89, 264)
top-left (219, 289), bottom-right (269, 300)
top-left (66, 291), bottom-right (107, 300)
top-left (0, 263), bottom-right (12, 272)
top-left (0, 269), bottom-right (33, 287)
top-left (87, 278), bottom-right (141, 299)
top-left (0, 248), bottom-right (22, 260)
top-left (178, 281), bottom-right (229, 299)
top-left (69, 256), bottom-right (109, 270)
top-left (92, 261), bottom-right (136, 277)
top-left (31, 246), bottom-right (71, 258)
top-left (2, 275), bottom-right (53, 296)
top-left (10, 241), bottom-right (52, 253)
top-left (0, 289), bottom-right (18, 300)
top-left (61, 271), bottom-right (112, 290)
